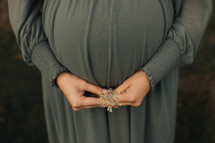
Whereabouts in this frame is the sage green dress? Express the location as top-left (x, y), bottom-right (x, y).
top-left (8, 0), bottom-right (212, 143)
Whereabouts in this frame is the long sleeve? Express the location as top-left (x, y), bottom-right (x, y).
top-left (139, 0), bottom-right (212, 88)
top-left (8, 0), bottom-right (70, 88)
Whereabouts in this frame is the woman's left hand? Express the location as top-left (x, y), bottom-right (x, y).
top-left (112, 70), bottom-right (151, 107)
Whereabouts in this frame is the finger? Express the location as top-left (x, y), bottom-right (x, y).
top-left (79, 96), bottom-right (100, 107)
top-left (74, 104), bottom-right (119, 111)
top-left (113, 80), bottom-right (130, 93)
top-left (73, 105), bottom-right (98, 111)
top-left (117, 102), bottom-right (132, 106)
top-left (114, 90), bottom-right (132, 103)
top-left (77, 94), bottom-right (119, 108)
top-left (77, 105), bottom-right (119, 109)
top-left (83, 82), bottom-right (104, 96)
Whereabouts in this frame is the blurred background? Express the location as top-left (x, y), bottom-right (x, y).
top-left (0, 1), bottom-right (215, 143)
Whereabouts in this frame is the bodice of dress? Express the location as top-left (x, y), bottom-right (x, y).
top-left (41, 0), bottom-right (174, 89)
top-left (8, 0), bottom-right (212, 88)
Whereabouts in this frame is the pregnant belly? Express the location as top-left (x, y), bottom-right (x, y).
top-left (44, 0), bottom-right (172, 88)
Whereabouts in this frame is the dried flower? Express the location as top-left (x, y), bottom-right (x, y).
top-left (97, 88), bottom-right (121, 112)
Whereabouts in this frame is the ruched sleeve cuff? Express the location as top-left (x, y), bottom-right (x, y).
top-left (139, 23), bottom-right (193, 88)
top-left (139, 37), bottom-right (181, 88)
top-left (31, 40), bottom-right (70, 88)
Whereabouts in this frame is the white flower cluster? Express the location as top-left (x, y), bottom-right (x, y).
top-left (97, 88), bottom-right (121, 112)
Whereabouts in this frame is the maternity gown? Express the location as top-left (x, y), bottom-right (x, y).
top-left (8, 0), bottom-right (212, 143)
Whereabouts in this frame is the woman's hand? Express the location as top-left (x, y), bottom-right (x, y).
top-left (113, 70), bottom-right (151, 107)
top-left (56, 72), bottom-right (105, 111)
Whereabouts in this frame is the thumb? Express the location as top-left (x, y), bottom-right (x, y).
top-left (113, 80), bottom-right (130, 93)
top-left (83, 82), bottom-right (104, 96)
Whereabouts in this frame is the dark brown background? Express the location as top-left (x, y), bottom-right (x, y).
top-left (0, 1), bottom-right (215, 143)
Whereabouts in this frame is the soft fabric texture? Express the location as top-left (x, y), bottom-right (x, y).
top-left (8, 0), bottom-right (212, 143)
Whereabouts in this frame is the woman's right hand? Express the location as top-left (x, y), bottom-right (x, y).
top-left (56, 72), bottom-right (105, 111)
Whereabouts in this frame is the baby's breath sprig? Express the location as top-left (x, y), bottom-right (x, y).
top-left (97, 88), bottom-right (121, 112)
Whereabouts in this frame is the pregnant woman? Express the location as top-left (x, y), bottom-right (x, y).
top-left (8, 0), bottom-right (212, 143)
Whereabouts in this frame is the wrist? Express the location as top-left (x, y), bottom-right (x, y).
top-left (138, 70), bottom-right (151, 90)
top-left (56, 72), bottom-right (70, 86)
